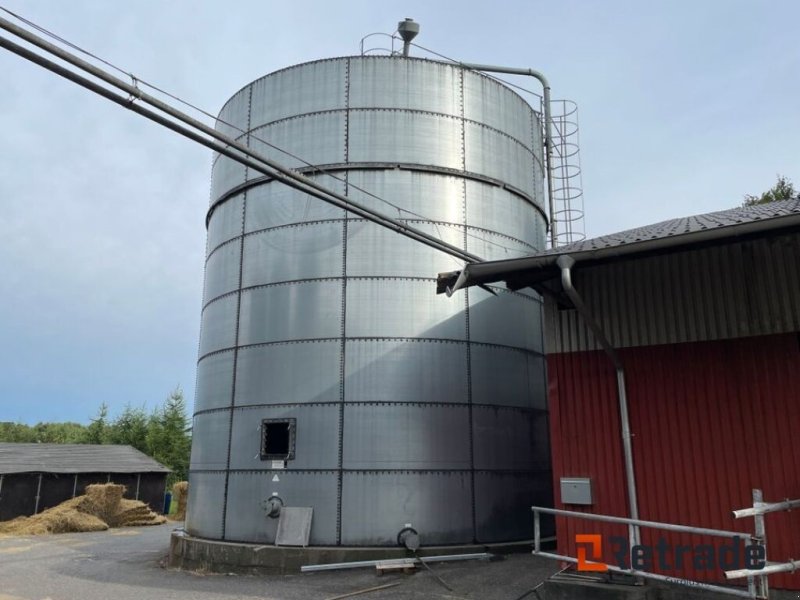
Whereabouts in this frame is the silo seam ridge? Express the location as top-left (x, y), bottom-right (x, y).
top-left (196, 337), bottom-right (546, 364)
top-left (458, 66), bottom-right (478, 544)
top-left (211, 109), bottom-right (537, 163)
top-left (211, 110), bottom-right (538, 171)
top-left (200, 276), bottom-right (542, 313)
top-left (193, 402), bottom-right (547, 416)
top-left (207, 164), bottom-right (546, 222)
top-left (219, 83), bottom-right (252, 541)
top-left (217, 55), bottom-right (536, 119)
top-left (190, 468), bottom-right (550, 475)
top-left (335, 56), bottom-right (352, 546)
top-left (204, 218), bottom-right (540, 262)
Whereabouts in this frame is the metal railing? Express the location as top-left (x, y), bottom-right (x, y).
top-left (533, 489), bottom-right (800, 599)
top-left (532, 505), bottom-right (755, 598)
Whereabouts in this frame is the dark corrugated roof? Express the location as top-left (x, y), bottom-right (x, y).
top-left (0, 443), bottom-right (170, 474)
top-left (437, 198), bottom-right (800, 294)
top-left (539, 197), bottom-right (800, 256)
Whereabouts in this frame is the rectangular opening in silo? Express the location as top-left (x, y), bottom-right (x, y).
top-left (260, 418), bottom-right (295, 460)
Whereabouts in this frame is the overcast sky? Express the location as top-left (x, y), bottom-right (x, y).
top-left (1, 1), bottom-right (797, 425)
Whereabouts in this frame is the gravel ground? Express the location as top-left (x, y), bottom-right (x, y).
top-left (0, 524), bottom-right (559, 600)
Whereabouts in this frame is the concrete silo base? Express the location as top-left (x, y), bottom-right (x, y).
top-left (167, 530), bottom-right (536, 575)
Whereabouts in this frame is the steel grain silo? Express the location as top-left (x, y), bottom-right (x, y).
top-left (188, 55), bottom-right (552, 547)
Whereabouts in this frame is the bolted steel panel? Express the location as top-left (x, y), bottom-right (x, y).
top-left (198, 294), bottom-right (238, 356)
top-left (203, 239), bottom-right (241, 303)
top-left (248, 59), bottom-right (347, 128)
top-left (224, 471), bottom-right (339, 545)
top-left (189, 411), bottom-right (231, 471)
top-left (244, 177), bottom-right (346, 232)
top-left (348, 110), bottom-right (462, 169)
top-left (234, 341), bottom-right (341, 406)
top-left (464, 227), bottom-right (536, 261)
top-left (468, 287), bottom-right (544, 352)
top-left (345, 278), bottom-right (467, 340)
top-left (242, 221), bottom-right (344, 286)
top-left (463, 69), bottom-right (539, 151)
top-left (215, 87), bottom-right (251, 141)
top-left (349, 57), bottom-right (461, 116)
top-left (344, 339), bottom-right (468, 404)
top-left (340, 471), bottom-right (473, 545)
top-left (346, 220), bottom-right (464, 278)
top-left (246, 112), bottom-right (346, 174)
top-left (228, 404), bottom-right (339, 471)
top-left (345, 170), bottom-right (464, 225)
top-left (464, 121), bottom-right (537, 200)
top-left (472, 406), bottom-right (550, 471)
top-left (465, 179), bottom-right (545, 246)
top-left (474, 471), bottom-right (554, 543)
top-left (210, 154), bottom-right (248, 205)
top-left (207, 194), bottom-right (244, 252)
top-left (194, 350), bottom-right (235, 412)
top-left (186, 471), bottom-right (227, 539)
top-left (470, 345), bottom-right (546, 410)
top-left (238, 281), bottom-right (342, 346)
top-left (343, 404), bottom-right (471, 470)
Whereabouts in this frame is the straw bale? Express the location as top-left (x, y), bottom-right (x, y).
top-left (172, 481), bottom-right (188, 521)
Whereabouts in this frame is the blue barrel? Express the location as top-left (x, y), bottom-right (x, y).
top-left (163, 491), bottom-right (172, 515)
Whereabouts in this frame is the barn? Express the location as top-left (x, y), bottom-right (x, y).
top-left (438, 198), bottom-right (800, 591)
top-left (0, 443), bottom-right (170, 520)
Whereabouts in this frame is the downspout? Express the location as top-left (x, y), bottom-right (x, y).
top-left (556, 255), bottom-right (640, 547)
top-left (459, 62), bottom-right (557, 248)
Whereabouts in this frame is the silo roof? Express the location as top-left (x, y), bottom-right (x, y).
top-left (438, 198), bottom-right (800, 294)
top-left (0, 443), bottom-right (171, 474)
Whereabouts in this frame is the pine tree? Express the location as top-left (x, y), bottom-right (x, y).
top-left (83, 402), bottom-right (110, 444)
top-left (146, 388), bottom-right (191, 485)
top-left (109, 404), bottom-right (149, 453)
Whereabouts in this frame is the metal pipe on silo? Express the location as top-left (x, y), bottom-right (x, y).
top-left (459, 62), bottom-right (557, 248)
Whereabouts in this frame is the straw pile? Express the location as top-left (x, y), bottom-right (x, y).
top-left (0, 497), bottom-right (107, 535)
top-left (171, 481), bottom-right (188, 521)
top-left (0, 483), bottom-right (165, 536)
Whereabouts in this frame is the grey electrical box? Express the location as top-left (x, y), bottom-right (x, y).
top-left (560, 477), bottom-right (593, 505)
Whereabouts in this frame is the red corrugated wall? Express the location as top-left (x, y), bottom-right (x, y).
top-left (548, 332), bottom-right (800, 590)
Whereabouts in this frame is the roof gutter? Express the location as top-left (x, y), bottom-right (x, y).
top-left (438, 210), bottom-right (800, 295)
top-left (557, 255), bottom-right (641, 549)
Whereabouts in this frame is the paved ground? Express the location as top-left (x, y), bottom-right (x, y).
top-left (0, 524), bottom-right (559, 600)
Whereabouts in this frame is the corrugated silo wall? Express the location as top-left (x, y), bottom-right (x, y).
top-left (188, 56), bottom-right (552, 545)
